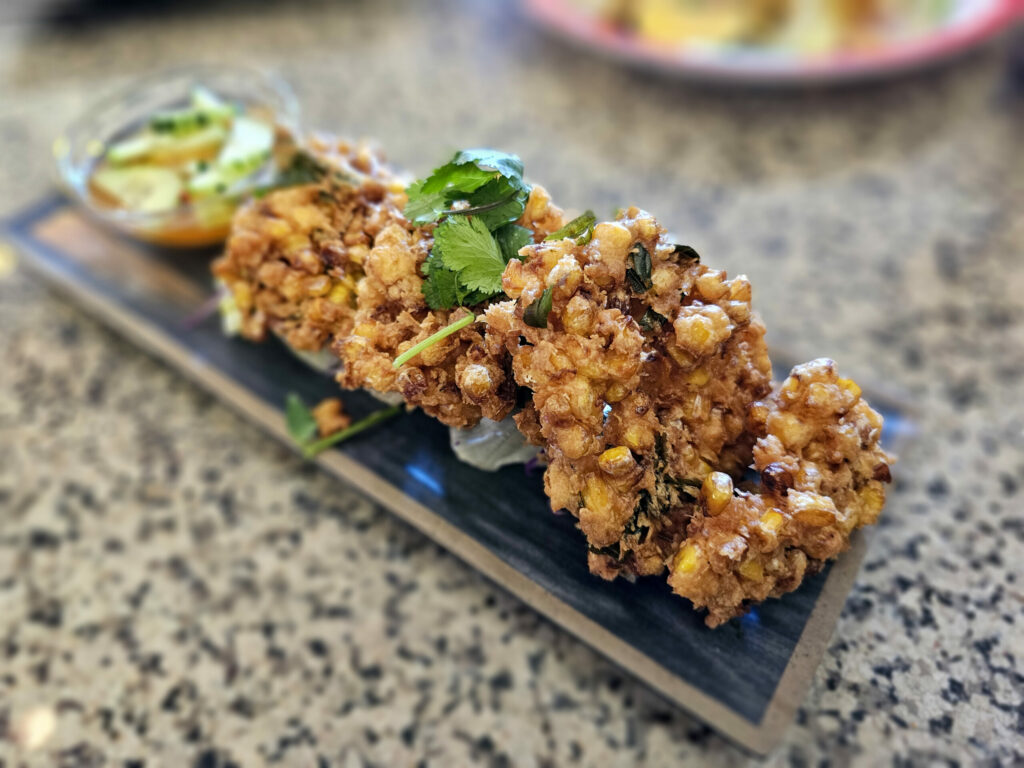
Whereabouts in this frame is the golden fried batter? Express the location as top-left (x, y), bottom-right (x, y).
top-left (668, 359), bottom-right (892, 626)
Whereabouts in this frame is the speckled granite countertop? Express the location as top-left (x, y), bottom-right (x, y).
top-left (0, 2), bottom-right (1022, 765)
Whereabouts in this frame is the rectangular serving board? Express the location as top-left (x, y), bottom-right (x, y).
top-left (4, 197), bottom-right (912, 754)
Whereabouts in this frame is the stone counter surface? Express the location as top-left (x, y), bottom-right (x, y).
top-left (0, 1), bottom-right (1022, 765)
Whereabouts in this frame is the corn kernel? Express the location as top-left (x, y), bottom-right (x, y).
top-left (738, 559), bottom-right (764, 582)
top-left (306, 275), bottom-right (331, 297)
top-left (673, 543), bottom-right (700, 574)
top-left (605, 383), bottom-right (628, 403)
top-left (353, 322), bottom-right (375, 338)
top-left (583, 476), bottom-right (611, 514)
top-left (623, 422), bottom-right (654, 452)
top-left (687, 317), bottom-right (712, 348)
top-left (598, 446), bottom-right (634, 476)
top-left (837, 377), bottom-right (861, 399)
top-left (795, 508), bottom-right (835, 527)
top-left (232, 283), bottom-right (252, 311)
top-left (266, 219), bottom-right (290, 240)
top-left (759, 511), bottom-right (784, 533)
top-left (687, 367), bottom-right (710, 387)
top-left (666, 344), bottom-right (694, 368)
top-left (702, 472), bottom-right (733, 516)
top-left (695, 271), bottom-right (728, 300)
top-left (348, 244), bottom-right (369, 265)
top-left (859, 485), bottom-right (885, 524)
top-left (862, 485), bottom-right (884, 511)
top-left (328, 284), bottom-right (352, 305)
top-left (284, 233), bottom-right (311, 254)
top-left (563, 295), bottom-right (594, 336)
top-left (728, 277), bottom-right (752, 302)
top-left (788, 491), bottom-right (837, 527)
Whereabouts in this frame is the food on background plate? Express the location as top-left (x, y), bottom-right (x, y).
top-left (591, 0), bottom-right (958, 55)
top-left (213, 140), bottom-right (892, 626)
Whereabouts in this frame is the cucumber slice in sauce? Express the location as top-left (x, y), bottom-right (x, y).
top-left (190, 85), bottom-right (229, 112)
top-left (187, 116), bottom-right (273, 196)
top-left (149, 87), bottom-right (236, 136)
top-left (91, 166), bottom-right (183, 213)
top-left (107, 123), bottom-right (227, 166)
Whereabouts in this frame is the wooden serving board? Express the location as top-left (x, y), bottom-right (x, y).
top-left (3, 197), bottom-right (911, 755)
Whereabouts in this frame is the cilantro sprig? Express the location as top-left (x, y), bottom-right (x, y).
top-left (405, 149), bottom-right (533, 311)
top-left (285, 393), bottom-right (402, 459)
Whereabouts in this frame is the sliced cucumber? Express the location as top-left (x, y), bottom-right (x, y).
top-left (149, 87), bottom-right (236, 136)
top-left (107, 123), bottom-right (227, 166)
top-left (190, 85), bottom-right (229, 113)
top-left (105, 133), bottom-right (156, 165)
top-left (187, 116), bottom-right (274, 197)
top-left (91, 166), bottom-right (183, 213)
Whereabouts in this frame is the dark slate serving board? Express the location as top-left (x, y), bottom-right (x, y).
top-left (3, 196), bottom-right (912, 754)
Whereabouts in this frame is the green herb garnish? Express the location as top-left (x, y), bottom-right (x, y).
top-left (285, 393), bottom-right (319, 445)
top-left (393, 312), bottom-right (477, 369)
top-left (523, 288), bottom-right (553, 329)
top-left (407, 150), bottom-right (532, 311)
top-left (672, 244), bottom-right (700, 263)
top-left (404, 149), bottom-right (529, 226)
top-left (253, 151), bottom-right (359, 198)
top-left (545, 210), bottom-right (596, 245)
top-left (285, 392), bottom-right (403, 459)
top-left (495, 223), bottom-right (533, 263)
top-left (626, 242), bottom-right (652, 293)
top-left (432, 217), bottom-right (508, 296)
top-left (638, 307), bottom-right (666, 330)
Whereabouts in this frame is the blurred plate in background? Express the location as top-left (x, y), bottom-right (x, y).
top-left (525, 0), bottom-right (1021, 84)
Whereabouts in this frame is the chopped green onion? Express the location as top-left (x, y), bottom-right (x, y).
top-left (393, 312), bottom-right (477, 369)
top-left (523, 288), bottom-right (553, 328)
top-left (301, 405), bottom-right (404, 459)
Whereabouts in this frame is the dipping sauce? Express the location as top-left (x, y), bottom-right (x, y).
top-left (84, 85), bottom-right (283, 247)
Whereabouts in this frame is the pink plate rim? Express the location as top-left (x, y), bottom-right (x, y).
top-left (524, 0), bottom-right (1024, 84)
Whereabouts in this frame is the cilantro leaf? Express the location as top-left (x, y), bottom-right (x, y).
top-left (494, 223), bottom-right (533, 263)
top-left (420, 258), bottom-right (460, 310)
top-left (462, 178), bottom-right (528, 230)
top-left (404, 149), bottom-right (529, 226)
top-left (403, 178), bottom-right (447, 225)
top-left (285, 393), bottom-right (318, 445)
top-left (452, 149), bottom-right (525, 180)
top-left (433, 216), bottom-right (506, 295)
top-left (409, 148), bottom-right (533, 309)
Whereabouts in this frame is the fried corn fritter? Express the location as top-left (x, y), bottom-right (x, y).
top-left (334, 185), bottom-right (567, 428)
top-left (669, 359), bottom-right (890, 626)
top-left (485, 207), bottom-right (774, 578)
top-left (215, 143), bottom-right (892, 626)
top-left (212, 136), bottom-right (406, 351)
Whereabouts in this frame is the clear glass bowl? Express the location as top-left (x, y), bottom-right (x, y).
top-left (53, 64), bottom-right (300, 248)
